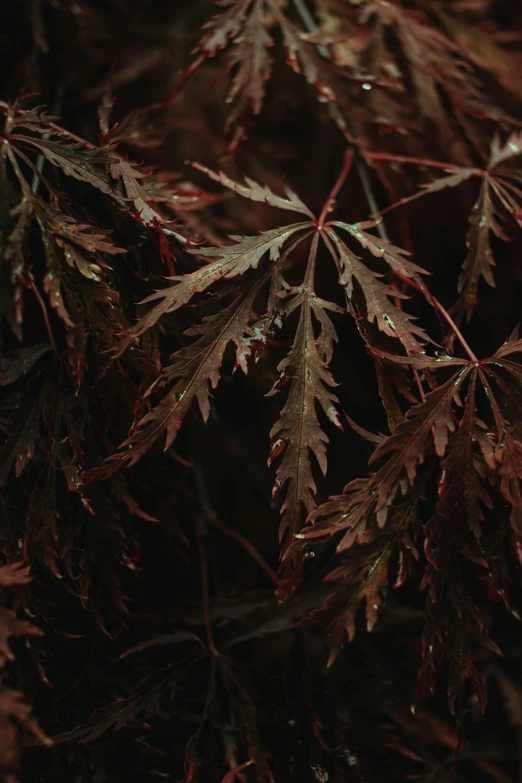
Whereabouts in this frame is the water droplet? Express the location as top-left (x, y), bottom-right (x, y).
top-left (381, 313), bottom-right (396, 332)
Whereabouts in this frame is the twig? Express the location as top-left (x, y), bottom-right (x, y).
top-left (393, 271), bottom-right (479, 363)
top-left (195, 513), bottom-right (219, 656)
top-left (207, 511), bottom-right (280, 588)
top-left (317, 149), bottom-right (353, 229)
top-left (28, 279), bottom-right (58, 354)
top-left (289, 0), bottom-right (391, 243)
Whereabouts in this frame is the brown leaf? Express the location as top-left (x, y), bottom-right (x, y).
top-left (96, 270), bottom-right (271, 474)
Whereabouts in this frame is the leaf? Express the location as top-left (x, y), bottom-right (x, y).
top-left (223, 0), bottom-right (274, 129)
top-left (0, 688), bottom-right (50, 747)
top-left (12, 136), bottom-right (115, 196)
top-left (120, 630), bottom-right (205, 658)
top-left (368, 368), bottom-right (471, 513)
top-left (54, 657), bottom-right (203, 744)
top-left (489, 130), bottom-right (522, 169)
top-left (39, 227), bottom-right (76, 329)
top-left (369, 346), bottom-right (467, 371)
top-left (488, 325), bottom-right (522, 361)
top-left (109, 157), bottom-right (166, 227)
top-left (49, 215), bottom-right (127, 256)
top-left (371, 133), bottom-right (522, 319)
top-left (325, 544), bottom-right (391, 665)
top-left (0, 345), bottom-right (51, 387)
top-left (0, 367), bottom-right (56, 485)
top-left (496, 430), bottom-right (522, 537)
top-left (196, 0), bottom-right (256, 59)
top-left (456, 178), bottom-right (508, 320)
top-left (0, 562), bottom-right (32, 587)
top-left (191, 163), bottom-right (314, 217)
top-left (362, 1), bottom-right (506, 122)
top-left (332, 220), bottom-right (427, 281)
top-left (96, 270), bottom-right (271, 474)
top-left (432, 4), bottom-right (522, 102)
top-left (437, 374), bottom-right (493, 540)
top-left (326, 228), bottom-right (430, 353)
top-left (303, 478), bottom-right (375, 552)
top-left (269, 242), bottom-right (342, 549)
top-left (275, 7), bottom-right (343, 106)
top-left (0, 608), bottom-right (42, 667)
top-left (113, 223), bottom-right (307, 356)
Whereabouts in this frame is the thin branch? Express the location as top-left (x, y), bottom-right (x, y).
top-left (393, 271), bottom-right (479, 363)
top-left (317, 150), bottom-right (353, 229)
top-left (207, 511), bottom-right (279, 587)
top-left (194, 467), bottom-right (219, 656)
top-left (28, 279), bottom-right (58, 354)
top-left (364, 152), bottom-right (468, 171)
top-left (196, 513), bottom-right (219, 656)
top-left (290, 0), bottom-right (390, 242)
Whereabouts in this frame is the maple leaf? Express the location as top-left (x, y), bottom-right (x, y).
top-left (190, 163), bottom-right (314, 217)
top-left (0, 689), bottom-right (50, 748)
top-left (301, 473), bottom-right (425, 663)
top-left (35, 202), bottom-right (126, 284)
top-left (326, 227), bottom-right (430, 353)
top-left (2, 194), bottom-right (33, 339)
top-left (95, 270), bottom-right (273, 475)
top-left (196, 0), bottom-right (256, 60)
top-left (432, 2), bottom-right (522, 103)
top-left (97, 159), bottom-right (431, 587)
top-left (49, 216), bottom-right (126, 257)
top-left (38, 222), bottom-right (76, 329)
top-left (108, 156), bottom-right (181, 237)
top-left (274, 6), bottom-right (339, 104)
top-left (54, 654), bottom-right (204, 743)
top-left (169, 0), bottom-right (275, 135)
top-left (0, 563), bottom-right (32, 588)
top-left (10, 134), bottom-right (115, 195)
top-left (113, 222), bottom-right (308, 357)
top-left (368, 129), bottom-right (522, 320)
top-left (302, 330), bottom-right (522, 683)
top-left (0, 365), bottom-right (56, 485)
top-left (179, 0), bottom-right (382, 142)
top-left (359, 1), bottom-right (507, 123)
top-left (418, 426), bottom-right (500, 718)
top-left (0, 608), bottom-right (42, 668)
top-left (437, 375), bottom-right (494, 540)
top-left (223, 0), bottom-right (274, 130)
top-left (0, 345), bottom-right (51, 387)
top-left (457, 177), bottom-right (506, 318)
top-left (326, 540), bottom-right (391, 664)
top-left (268, 241), bottom-right (342, 551)
top-left (368, 370), bottom-right (471, 512)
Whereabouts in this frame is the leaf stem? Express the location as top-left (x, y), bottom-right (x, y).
top-left (364, 152), bottom-right (467, 171)
top-left (304, 231), bottom-right (320, 287)
top-left (29, 279), bottom-right (58, 354)
top-left (393, 272), bottom-right (479, 363)
top-left (206, 511), bottom-right (280, 587)
top-left (317, 150), bottom-right (354, 229)
top-left (196, 514), bottom-right (219, 656)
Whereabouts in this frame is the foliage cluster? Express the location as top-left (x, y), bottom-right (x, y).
top-left (1, 1), bottom-right (522, 781)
